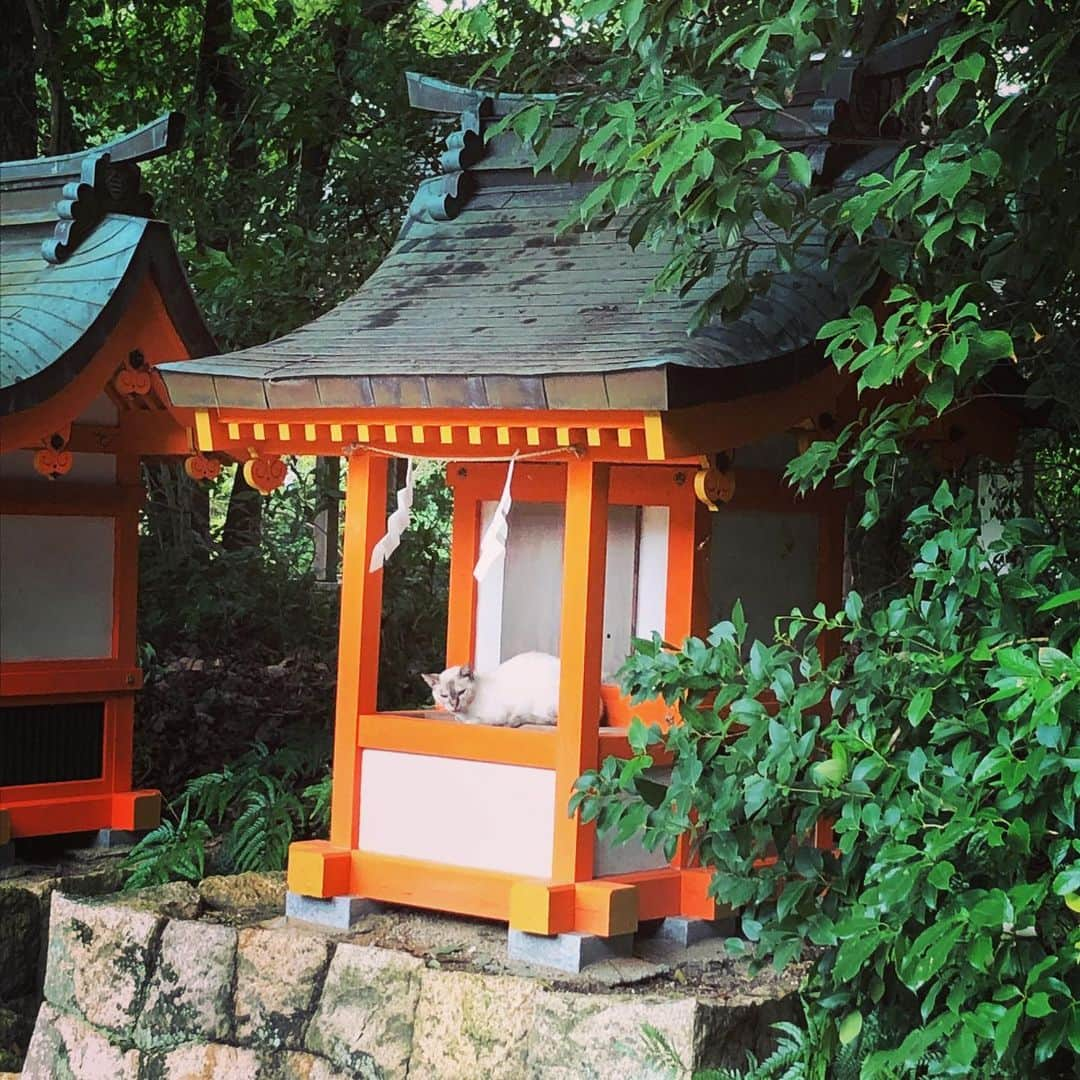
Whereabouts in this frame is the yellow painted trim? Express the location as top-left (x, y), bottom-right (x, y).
top-left (330, 424), bottom-right (343, 442)
top-left (304, 424), bottom-right (317, 442)
top-left (412, 425), bottom-right (425, 444)
top-left (194, 410), bottom-right (215, 452)
top-left (440, 425), bottom-right (454, 445)
top-left (468, 426), bottom-right (482, 446)
top-left (278, 423), bottom-right (291, 440)
top-left (556, 427), bottom-right (571, 447)
top-left (227, 422), bottom-right (241, 441)
top-left (586, 427), bottom-right (601, 447)
top-left (617, 427), bottom-right (632, 448)
top-left (385, 424), bottom-right (398, 443)
top-left (357, 425), bottom-right (370, 442)
top-left (644, 412), bottom-right (665, 461)
top-left (526, 427), bottom-right (541, 446)
top-left (253, 422), bottom-right (266, 441)
top-left (496, 426), bottom-right (510, 446)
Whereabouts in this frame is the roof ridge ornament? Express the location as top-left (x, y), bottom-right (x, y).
top-left (42, 151), bottom-right (156, 264)
top-left (403, 96), bottom-right (493, 228)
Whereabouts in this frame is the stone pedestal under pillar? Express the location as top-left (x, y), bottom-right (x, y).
top-left (285, 891), bottom-right (381, 930)
top-left (507, 929), bottom-right (635, 973)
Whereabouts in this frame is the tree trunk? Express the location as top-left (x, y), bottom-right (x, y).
top-left (24, 0), bottom-right (75, 155)
top-left (313, 456), bottom-right (341, 581)
top-left (221, 465), bottom-right (263, 552)
top-left (3, 0), bottom-right (38, 158)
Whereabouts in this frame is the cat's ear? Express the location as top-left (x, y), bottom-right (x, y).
top-left (459, 665), bottom-right (475, 680)
top-left (420, 673), bottom-right (440, 689)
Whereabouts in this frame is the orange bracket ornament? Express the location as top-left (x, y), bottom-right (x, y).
top-left (183, 454), bottom-right (223, 482)
top-left (113, 349), bottom-right (152, 397)
top-left (693, 453), bottom-right (735, 511)
top-left (33, 431), bottom-right (74, 479)
top-left (243, 455), bottom-right (287, 494)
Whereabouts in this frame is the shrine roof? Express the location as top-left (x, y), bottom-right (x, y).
top-left (0, 115), bottom-right (215, 417)
top-left (157, 24), bottom-right (946, 414)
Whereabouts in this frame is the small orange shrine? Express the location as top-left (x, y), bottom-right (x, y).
top-left (0, 116), bottom-right (214, 849)
top-left (155, 52), bottom-right (1013, 963)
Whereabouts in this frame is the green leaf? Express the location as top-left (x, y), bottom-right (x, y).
top-left (908, 688), bottom-right (933, 726)
top-left (786, 151), bottom-right (812, 187)
top-left (738, 32), bottom-right (769, 75)
top-left (994, 1002), bottom-right (1023, 1057)
top-left (1038, 588), bottom-right (1080, 613)
top-left (834, 931), bottom-right (881, 981)
top-left (838, 1011), bottom-right (863, 1046)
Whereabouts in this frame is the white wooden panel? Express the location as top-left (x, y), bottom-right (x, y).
top-left (358, 751), bottom-right (555, 876)
top-left (0, 515), bottom-right (115, 660)
top-left (500, 502), bottom-right (565, 660)
top-left (0, 449), bottom-right (116, 484)
top-left (474, 501), bottom-right (505, 673)
top-left (602, 506), bottom-right (639, 681)
top-left (634, 506), bottom-right (669, 640)
top-left (710, 510), bottom-right (818, 646)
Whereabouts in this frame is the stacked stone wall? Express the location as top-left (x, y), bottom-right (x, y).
top-left (23, 890), bottom-right (796, 1079)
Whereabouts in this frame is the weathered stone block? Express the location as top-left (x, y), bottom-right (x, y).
top-left (285, 891), bottom-right (379, 929)
top-left (234, 927), bottom-right (331, 1050)
top-left (139, 1042), bottom-right (261, 1079)
top-left (304, 943), bottom-right (423, 1078)
top-left (133, 919), bottom-right (237, 1050)
top-left (43, 892), bottom-right (162, 1038)
top-left (21, 1003), bottom-right (139, 1080)
top-left (409, 970), bottom-right (541, 1080)
top-left (525, 992), bottom-right (701, 1079)
top-left (112, 881), bottom-right (202, 921)
top-left (200, 871), bottom-right (286, 915)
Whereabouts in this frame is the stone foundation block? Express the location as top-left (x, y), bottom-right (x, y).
top-left (44, 893), bottom-right (162, 1038)
top-left (133, 919), bottom-right (237, 1049)
top-left (525, 992), bottom-right (701, 1079)
top-left (304, 943), bottom-right (423, 1078)
top-left (285, 891), bottom-right (379, 929)
top-left (235, 927), bottom-right (332, 1050)
top-left (21, 1003), bottom-right (139, 1080)
top-left (651, 916), bottom-right (732, 947)
top-left (507, 929), bottom-right (634, 972)
top-left (409, 970), bottom-right (541, 1080)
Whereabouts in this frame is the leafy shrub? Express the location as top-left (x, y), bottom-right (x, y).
top-left (122, 740), bottom-right (332, 889)
top-left (122, 802), bottom-right (212, 890)
top-left (577, 481), bottom-right (1080, 1076)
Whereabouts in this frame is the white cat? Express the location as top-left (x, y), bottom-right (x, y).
top-left (422, 651), bottom-right (600, 727)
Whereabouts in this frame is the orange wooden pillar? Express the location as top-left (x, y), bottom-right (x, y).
top-left (551, 459), bottom-right (609, 885)
top-left (445, 466), bottom-right (481, 668)
top-left (328, 452), bottom-right (388, 850)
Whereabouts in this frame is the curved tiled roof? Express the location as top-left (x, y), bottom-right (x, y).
top-left (0, 115), bottom-right (215, 417)
top-left (158, 26), bottom-right (946, 413)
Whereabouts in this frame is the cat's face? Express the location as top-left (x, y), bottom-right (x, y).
top-left (421, 665), bottom-right (477, 714)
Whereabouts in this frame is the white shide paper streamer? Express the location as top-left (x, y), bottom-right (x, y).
top-left (473, 452), bottom-right (517, 582)
top-left (369, 458), bottom-right (415, 572)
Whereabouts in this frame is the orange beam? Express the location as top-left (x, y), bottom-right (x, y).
top-left (329, 453), bottom-right (388, 849)
top-left (551, 458), bottom-right (609, 883)
top-left (0, 665), bottom-right (143, 698)
top-left (352, 850), bottom-right (520, 921)
top-left (0, 790), bottom-right (159, 838)
top-left (358, 711), bottom-right (557, 768)
top-left (445, 473), bottom-right (481, 667)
